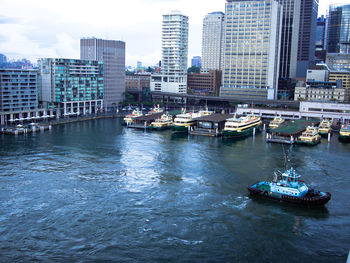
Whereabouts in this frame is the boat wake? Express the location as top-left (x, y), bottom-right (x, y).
top-left (167, 237), bottom-right (204, 246)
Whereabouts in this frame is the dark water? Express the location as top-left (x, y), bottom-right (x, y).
top-left (0, 118), bottom-right (349, 262)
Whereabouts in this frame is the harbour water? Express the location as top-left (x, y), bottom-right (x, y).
top-left (0, 118), bottom-right (349, 262)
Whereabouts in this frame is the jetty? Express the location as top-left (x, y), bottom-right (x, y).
top-left (190, 113), bottom-right (233, 137)
top-left (266, 118), bottom-right (320, 144)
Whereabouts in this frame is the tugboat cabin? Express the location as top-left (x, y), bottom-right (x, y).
top-left (270, 168), bottom-right (308, 197)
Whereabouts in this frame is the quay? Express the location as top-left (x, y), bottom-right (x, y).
top-left (266, 119), bottom-right (320, 144)
top-left (1, 123), bottom-right (52, 135)
top-left (190, 113), bottom-right (233, 137)
top-left (0, 113), bottom-right (125, 135)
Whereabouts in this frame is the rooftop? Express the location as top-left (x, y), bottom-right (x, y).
top-left (193, 113), bottom-right (233, 122)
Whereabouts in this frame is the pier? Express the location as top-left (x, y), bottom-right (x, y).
top-left (266, 119), bottom-right (320, 144)
top-left (190, 113), bottom-right (233, 137)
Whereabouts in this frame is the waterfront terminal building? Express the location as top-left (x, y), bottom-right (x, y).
top-left (38, 58), bottom-right (104, 118)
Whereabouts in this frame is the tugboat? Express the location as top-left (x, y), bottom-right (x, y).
top-left (295, 126), bottom-right (321, 146)
top-left (339, 123), bottom-right (350, 142)
top-left (318, 119), bottom-right (332, 137)
top-left (248, 167), bottom-right (331, 206)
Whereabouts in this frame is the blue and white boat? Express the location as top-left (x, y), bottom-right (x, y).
top-left (248, 167), bottom-right (331, 206)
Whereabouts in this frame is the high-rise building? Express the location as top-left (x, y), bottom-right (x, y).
top-left (316, 16), bottom-right (326, 50)
top-left (315, 16), bottom-right (327, 62)
top-left (296, 0), bottom-right (318, 78)
top-left (80, 38), bottom-right (125, 109)
top-left (0, 69), bottom-right (38, 112)
top-left (277, 0), bottom-right (301, 80)
top-left (327, 4), bottom-right (350, 54)
top-left (151, 11), bottom-right (189, 94)
top-left (201, 12), bottom-right (225, 71)
top-left (191, 56), bottom-right (202, 68)
top-left (38, 58), bottom-right (104, 117)
top-left (221, 0), bottom-right (282, 100)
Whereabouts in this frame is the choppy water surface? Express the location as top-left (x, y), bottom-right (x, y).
top-left (0, 119), bottom-right (349, 262)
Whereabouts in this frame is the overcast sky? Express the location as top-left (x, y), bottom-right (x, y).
top-left (0, 0), bottom-right (348, 67)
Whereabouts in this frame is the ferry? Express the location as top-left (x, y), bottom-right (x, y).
top-left (269, 116), bottom-right (285, 129)
top-left (248, 167), bottom-right (331, 206)
top-left (171, 108), bottom-right (214, 132)
top-left (318, 119), bottom-right (332, 136)
top-left (147, 105), bottom-right (163, 115)
top-left (222, 114), bottom-right (262, 138)
top-left (295, 126), bottom-right (321, 146)
top-left (339, 123), bottom-right (350, 142)
top-left (149, 113), bottom-right (173, 131)
top-left (123, 109), bottom-right (143, 126)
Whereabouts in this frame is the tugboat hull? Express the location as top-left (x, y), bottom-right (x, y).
top-left (248, 186), bottom-right (331, 206)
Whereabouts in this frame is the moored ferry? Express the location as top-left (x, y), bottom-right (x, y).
top-left (339, 123), bottom-right (350, 142)
top-left (149, 113), bottom-right (173, 131)
top-left (318, 119), bottom-right (332, 136)
top-left (147, 105), bottom-right (163, 115)
top-left (248, 167), bottom-right (331, 206)
top-left (296, 126), bottom-right (321, 146)
top-left (222, 114), bottom-right (262, 138)
top-left (269, 116), bottom-right (285, 129)
top-left (171, 109), bottom-right (214, 132)
top-left (123, 109), bottom-right (143, 126)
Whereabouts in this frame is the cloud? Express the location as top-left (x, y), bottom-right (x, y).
top-left (0, 15), bottom-right (17, 24)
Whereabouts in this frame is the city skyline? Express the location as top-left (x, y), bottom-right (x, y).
top-left (0, 0), bottom-right (348, 67)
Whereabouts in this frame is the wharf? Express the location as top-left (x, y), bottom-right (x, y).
top-left (190, 113), bottom-right (233, 137)
top-left (126, 110), bottom-right (182, 129)
top-left (1, 113), bottom-right (125, 135)
top-left (266, 118), bottom-right (320, 144)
